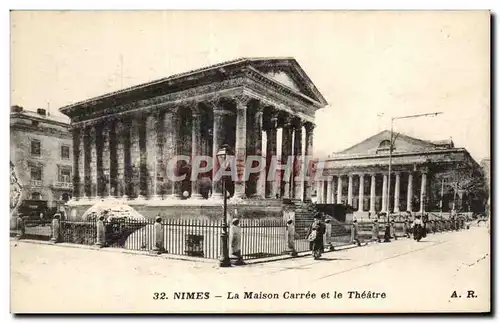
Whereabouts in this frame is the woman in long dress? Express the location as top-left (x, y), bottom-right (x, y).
top-left (307, 214), bottom-right (325, 259)
top-left (412, 215), bottom-right (424, 242)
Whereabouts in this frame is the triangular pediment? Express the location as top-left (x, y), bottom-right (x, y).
top-left (246, 58), bottom-right (328, 105)
top-left (338, 130), bottom-right (440, 155)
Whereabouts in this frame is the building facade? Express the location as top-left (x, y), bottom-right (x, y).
top-left (59, 58), bottom-right (328, 219)
top-left (316, 130), bottom-right (484, 217)
top-left (10, 106), bottom-right (73, 212)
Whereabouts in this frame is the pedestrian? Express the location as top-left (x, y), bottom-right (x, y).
top-left (286, 219), bottom-right (298, 256)
top-left (368, 211), bottom-right (371, 220)
top-left (390, 217), bottom-right (397, 240)
top-left (351, 218), bottom-right (362, 246)
top-left (412, 214), bottom-right (424, 242)
top-left (307, 213), bottom-right (326, 259)
top-left (230, 218), bottom-right (244, 265)
top-left (371, 215), bottom-right (380, 242)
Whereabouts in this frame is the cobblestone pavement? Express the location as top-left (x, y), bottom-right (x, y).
top-left (10, 226), bottom-right (490, 313)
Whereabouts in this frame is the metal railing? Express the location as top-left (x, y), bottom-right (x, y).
top-left (11, 216), bottom-right (469, 262)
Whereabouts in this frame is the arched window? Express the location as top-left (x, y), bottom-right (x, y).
top-left (378, 140), bottom-right (391, 149)
top-left (31, 192), bottom-right (42, 200)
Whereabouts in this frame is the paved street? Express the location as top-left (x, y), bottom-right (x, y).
top-left (11, 226), bottom-right (490, 313)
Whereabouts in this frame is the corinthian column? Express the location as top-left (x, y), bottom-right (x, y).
top-left (266, 111), bottom-right (279, 198)
top-left (394, 172), bottom-right (401, 213)
top-left (164, 107), bottom-right (182, 199)
top-left (83, 127), bottom-right (91, 199)
top-left (292, 120), bottom-right (303, 200)
top-left (146, 113), bottom-right (159, 199)
top-left (89, 126), bottom-right (99, 199)
top-left (254, 103), bottom-right (266, 198)
top-left (130, 118), bottom-right (141, 198)
top-left (190, 104), bottom-right (203, 199)
top-left (210, 99), bottom-right (230, 200)
top-left (337, 175), bottom-right (343, 204)
top-left (72, 127), bottom-right (81, 200)
top-left (281, 116), bottom-right (293, 198)
top-left (347, 174), bottom-right (353, 206)
top-left (407, 172), bottom-right (413, 212)
top-left (102, 124), bottom-right (111, 198)
top-left (233, 96), bottom-right (249, 199)
top-left (326, 177), bottom-right (332, 203)
top-left (382, 174), bottom-right (388, 212)
top-left (370, 174), bottom-right (376, 212)
top-left (419, 171), bottom-right (428, 214)
top-left (304, 122), bottom-right (315, 201)
top-left (115, 119), bottom-right (126, 198)
top-left (358, 174), bottom-right (364, 211)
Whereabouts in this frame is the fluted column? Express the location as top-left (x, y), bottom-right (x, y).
top-left (292, 120), bottom-right (303, 200)
top-left (233, 96), bottom-right (249, 199)
top-left (254, 104), bottom-right (266, 198)
top-left (164, 107), bottom-right (182, 199)
top-left (190, 105), bottom-right (203, 199)
top-left (115, 119), bottom-right (126, 198)
top-left (337, 175), bottom-right (343, 204)
top-left (83, 127), bottom-right (91, 199)
top-left (347, 174), bottom-right (353, 206)
top-left (382, 174), bottom-right (388, 212)
top-left (419, 171), bottom-right (427, 213)
top-left (109, 122), bottom-right (118, 197)
top-left (281, 116), bottom-right (293, 199)
top-left (130, 118), bottom-right (141, 198)
top-left (89, 126), bottom-right (99, 198)
top-left (304, 122), bottom-right (315, 201)
top-left (138, 116), bottom-right (148, 199)
top-left (210, 100), bottom-right (229, 199)
top-left (266, 112), bottom-right (279, 198)
top-left (407, 173), bottom-right (413, 211)
top-left (394, 172), bottom-right (401, 213)
top-left (146, 113), bottom-right (159, 199)
top-left (331, 177), bottom-right (336, 204)
top-left (358, 174), bottom-right (364, 211)
top-left (71, 128), bottom-right (81, 200)
top-left (102, 124), bottom-right (111, 198)
top-left (370, 174), bottom-right (376, 212)
top-left (326, 177), bottom-right (333, 203)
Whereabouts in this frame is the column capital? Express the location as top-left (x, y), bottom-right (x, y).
top-left (304, 121), bottom-right (316, 132)
top-left (233, 94), bottom-right (252, 107)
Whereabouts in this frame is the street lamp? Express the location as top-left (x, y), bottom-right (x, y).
top-left (386, 112), bottom-right (443, 217)
top-left (216, 144), bottom-right (232, 268)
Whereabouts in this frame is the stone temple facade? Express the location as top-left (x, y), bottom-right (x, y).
top-left (316, 130), bottom-right (484, 218)
top-left (60, 57), bottom-right (328, 219)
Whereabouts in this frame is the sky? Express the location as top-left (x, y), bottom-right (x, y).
top-left (10, 11), bottom-right (490, 162)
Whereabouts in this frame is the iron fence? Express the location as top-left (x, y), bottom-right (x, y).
top-left (12, 215), bottom-right (464, 262)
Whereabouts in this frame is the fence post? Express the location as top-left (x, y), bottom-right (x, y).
top-left (286, 219), bottom-right (298, 256)
top-left (151, 216), bottom-right (164, 255)
top-left (95, 215), bottom-right (105, 248)
top-left (229, 218), bottom-right (244, 265)
top-left (50, 214), bottom-right (61, 243)
top-left (16, 217), bottom-right (24, 240)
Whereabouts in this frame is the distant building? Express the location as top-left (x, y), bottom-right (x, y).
top-left (316, 130), bottom-right (485, 215)
top-left (10, 105), bottom-right (73, 214)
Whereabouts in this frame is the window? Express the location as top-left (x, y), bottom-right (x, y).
top-left (378, 140), bottom-right (391, 149)
top-left (61, 145), bottom-right (70, 160)
top-left (31, 192), bottom-right (42, 200)
top-left (31, 140), bottom-right (41, 157)
top-left (30, 166), bottom-right (42, 181)
top-left (59, 168), bottom-right (71, 183)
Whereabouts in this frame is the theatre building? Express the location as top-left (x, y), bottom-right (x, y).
top-left (10, 106), bottom-right (73, 213)
top-left (60, 57), bottom-right (328, 219)
top-left (316, 130), bottom-right (485, 218)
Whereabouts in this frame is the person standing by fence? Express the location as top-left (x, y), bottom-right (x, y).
top-left (351, 218), bottom-right (362, 246)
top-left (230, 218), bottom-right (244, 265)
top-left (286, 219), bottom-right (298, 257)
top-left (307, 214), bottom-right (325, 260)
top-left (371, 216), bottom-right (380, 242)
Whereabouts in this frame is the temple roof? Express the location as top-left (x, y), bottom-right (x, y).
top-left (59, 57), bottom-right (328, 115)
